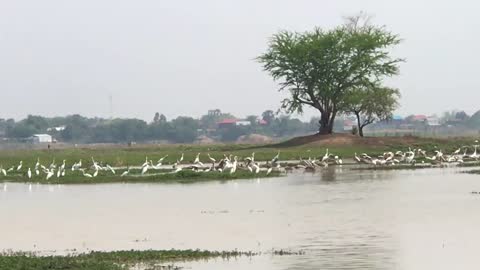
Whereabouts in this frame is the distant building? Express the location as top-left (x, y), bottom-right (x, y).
top-left (30, 134), bottom-right (53, 143)
top-left (218, 119), bottom-right (238, 128)
top-left (426, 116), bottom-right (440, 126)
top-left (47, 126), bottom-right (66, 132)
top-left (343, 119), bottom-right (356, 131)
top-left (236, 120), bottom-right (251, 126)
top-left (258, 119), bottom-right (268, 125)
top-left (409, 115), bottom-right (428, 122)
top-left (217, 119), bottom-right (251, 128)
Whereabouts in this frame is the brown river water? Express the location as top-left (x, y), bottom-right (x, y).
top-left (1, 166), bottom-right (480, 269)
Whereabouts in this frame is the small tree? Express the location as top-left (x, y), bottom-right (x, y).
top-left (261, 110), bottom-right (275, 125)
top-left (153, 112), bottom-right (160, 123)
top-left (346, 86), bottom-right (400, 137)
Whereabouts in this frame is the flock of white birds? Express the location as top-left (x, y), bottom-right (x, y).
top-left (0, 140), bottom-right (478, 180)
top-left (0, 151), bottom-right (283, 180)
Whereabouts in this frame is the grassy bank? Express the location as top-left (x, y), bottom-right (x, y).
top-left (0, 170), bottom-right (281, 184)
top-left (0, 135), bottom-right (477, 183)
top-left (0, 249), bottom-right (254, 270)
top-left (1, 136), bottom-right (474, 168)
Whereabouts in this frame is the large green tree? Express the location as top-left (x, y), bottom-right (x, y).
top-left (258, 15), bottom-right (403, 134)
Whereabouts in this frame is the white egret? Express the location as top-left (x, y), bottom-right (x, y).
top-left (121, 168), bottom-right (130, 177)
top-left (46, 170), bottom-right (54, 180)
top-left (141, 165), bottom-right (149, 175)
top-left (141, 156), bottom-right (149, 168)
top-left (321, 149), bottom-right (329, 162)
top-left (27, 168), bottom-right (32, 179)
top-left (157, 155), bottom-right (168, 165)
top-left (271, 151), bottom-right (280, 165)
top-left (207, 153), bottom-right (216, 164)
top-left (194, 153), bottom-right (204, 167)
top-left (16, 161), bottom-right (23, 171)
top-left (106, 164), bottom-right (116, 174)
top-left (230, 156), bottom-right (238, 174)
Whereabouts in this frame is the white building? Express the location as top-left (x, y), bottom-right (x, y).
top-left (31, 134), bottom-right (53, 143)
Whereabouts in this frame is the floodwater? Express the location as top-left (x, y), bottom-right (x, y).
top-left (1, 167), bottom-right (480, 269)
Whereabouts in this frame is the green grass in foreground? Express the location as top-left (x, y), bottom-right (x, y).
top-left (0, 169), bottom-right (281, 184)
top-left (0, 249), bottom-right (253, 270)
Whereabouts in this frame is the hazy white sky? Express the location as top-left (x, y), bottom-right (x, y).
top-left (1, 0), bottom-right (479, 121)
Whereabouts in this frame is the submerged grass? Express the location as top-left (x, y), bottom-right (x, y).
top-left (0, 249), bottom-right (254, 270)
top-left (0, 169), bottom-right (281, 184)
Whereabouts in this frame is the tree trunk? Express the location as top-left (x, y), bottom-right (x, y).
top-left (318, 110), bottom-right (335, 135)
top-left (355, 112), bottom-right (364, 137)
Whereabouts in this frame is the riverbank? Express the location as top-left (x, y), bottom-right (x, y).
top-left (0, 249), bottom-right (255, 270)
top-left (0, 170), bottom-right (281, 184)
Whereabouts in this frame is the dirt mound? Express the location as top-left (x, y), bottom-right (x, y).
top-left (194, 136), bottom-right (216, 144)
top-left (275, 133), bottom-right (448, 148)
top-left (236, 134), bottom-right (273, 144)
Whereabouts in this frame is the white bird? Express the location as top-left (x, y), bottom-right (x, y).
top-left (60, 160), bottom-right (66, 172)
top-left (230, 156), bottom-right (238, 174)
top-left (470, 145), bottom-right (479, 160)
top-left (35, 168), bottom-right (40, 175)
top-left (141, 156), bottom-right (149, 168)
top-left (244, 152), bottom-right (255, 164)
top-left (178, 153), bottom-right (184, 163)
top-left (56, 169), bottom-right (62, 178)
top-left (27, 168), bottom-right (32, 179)
top-left (93, 169), bottom-right (99, 177)
top-left (334, 156), bottom-right (343, 165)
top-left (106, 164), bottom-right (116, 174)
top-left (35, 158), bottom-right (40, 169)
top-left (271, 151), bottom-right (280, 165)
top-left (0, 167), bottom-right (6, 176)
top-left (157, 155), bottom-right (168, 165)
top-left (266, 167), bottom-right (273, 175)
top-left (46, 170), bottom-right (54, 180)
top-left (82, 171), bottom-right (93, 178)
top-left (141, 165), bottom-right (149, 175)
top-left (354, 153), bottom-right (362, 163)
top-left (49, 159), bottom-right (56, 170)
top-left (7, 166), bottom-right (14, 172)
top-left (207, 153), bottom-right (216, 164)
top-left (193, 153), bottom-right (204, 167)
top-left (253, 163), bottom-right (260, 174)
top-left (72, 159), bottom-right (82, 171)
top-left (321, 149), bottom-right (329, 162)
top-left (121, 168), bottom-right (130, 177)
top-left (16, 161), bottom-right (23, 171)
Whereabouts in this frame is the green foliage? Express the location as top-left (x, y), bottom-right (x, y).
top-left (467, 110), bottom-right (480, 129)
top-left (345, 85), bottom-right (400, 136)
top-left (258, 14), bottom-right (403, 134)
top-left (0, 249), bottom-right (251, 270)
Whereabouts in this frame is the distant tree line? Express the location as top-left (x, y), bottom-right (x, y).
top-left (0, 110), bottom-right (319, 144)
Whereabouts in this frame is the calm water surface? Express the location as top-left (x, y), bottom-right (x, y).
top-left (1, 167), bottom-right (480, 269)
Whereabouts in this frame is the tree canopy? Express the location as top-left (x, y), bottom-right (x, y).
top-left (258, 15), bottom-right (403, 134)
top-left (345, 85), bottom-right (400, 136)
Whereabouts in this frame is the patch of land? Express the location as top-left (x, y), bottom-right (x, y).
top-left (0, 170), bottom-right (281, 185)
top-left (0, 249), bottom-right (254, 270)
top-left (0, 134), bottom-right (477, 183)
